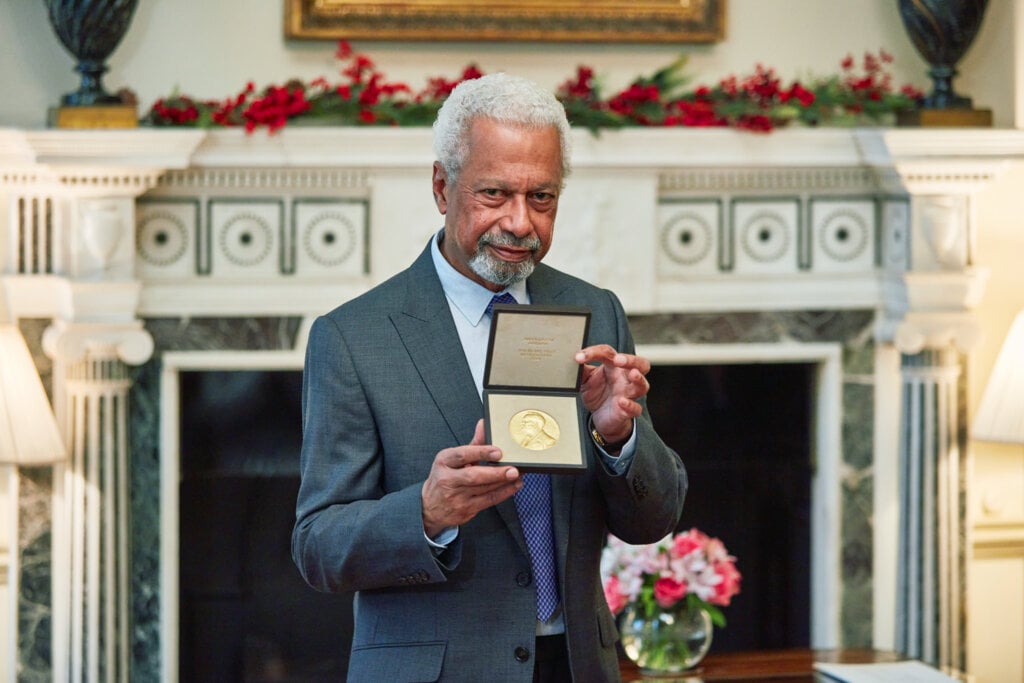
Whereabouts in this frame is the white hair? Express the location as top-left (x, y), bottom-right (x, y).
top-left (432, 72), bottom-right (572, 182)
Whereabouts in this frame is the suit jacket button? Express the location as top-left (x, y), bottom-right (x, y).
top-left (514, 646), bottom-right (530, 662)
top-left (516, 571), bottom-right (531, 587)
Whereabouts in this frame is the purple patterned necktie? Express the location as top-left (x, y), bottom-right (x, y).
top-left (485, 291), bottom-right (518, 316)
top-left (488, 293), bottom-right (561, 621)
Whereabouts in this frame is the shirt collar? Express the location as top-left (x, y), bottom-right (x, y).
top-left (430, 230), bottom-right (529, 326)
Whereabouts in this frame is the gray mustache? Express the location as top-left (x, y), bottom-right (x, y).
top-left (479, 233), bottom-right (541, 251)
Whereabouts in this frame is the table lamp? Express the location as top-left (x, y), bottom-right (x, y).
top-left (0, 281), bottom-right (66, 464)
top-left (972, 310), bottom-right (1024, 445)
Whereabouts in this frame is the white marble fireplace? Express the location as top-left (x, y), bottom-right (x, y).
top-left (3, 125), bottom-right (1023, 681)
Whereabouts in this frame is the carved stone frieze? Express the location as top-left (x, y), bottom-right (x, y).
top-left (658, 166), bottom-right (880, 194)
top-left (53, 169), bottom-right (163, 196)
top-left (156, 167), bottom-right (370, 191)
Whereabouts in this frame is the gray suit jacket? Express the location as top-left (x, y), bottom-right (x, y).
top-left (292, 237), bottom-right (687, 682)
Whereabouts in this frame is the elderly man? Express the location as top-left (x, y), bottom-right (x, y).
top-left (292, 72), bottom-right (687, 682)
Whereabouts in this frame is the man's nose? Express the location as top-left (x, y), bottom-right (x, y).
top-left (501, 195), bottom-right (532, 236)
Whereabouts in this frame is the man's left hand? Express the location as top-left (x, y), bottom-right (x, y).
top-left (575, 344), bottom-right (650, 446)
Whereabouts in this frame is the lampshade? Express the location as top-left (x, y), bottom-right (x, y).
top-left (0, 282), bottom-right (67, 464)
top-left (972, 309), bottom-right (1024, 444)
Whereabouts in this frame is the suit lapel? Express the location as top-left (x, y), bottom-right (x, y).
top-left (526, 264), bottom-right (571, 306)
top-left (390, 244), bottom-right (481, 446)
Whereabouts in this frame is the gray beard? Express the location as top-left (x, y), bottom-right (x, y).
top-left (468, 233), bottom-right (540, 287)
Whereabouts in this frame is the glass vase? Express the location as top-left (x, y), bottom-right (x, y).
top-left (619, 601), bottom-right (713, 675)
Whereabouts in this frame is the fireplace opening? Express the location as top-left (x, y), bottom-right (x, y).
top-left (647, 362), bottom-right (814, 650)
top-left (179, 371), bottom-right (352, 682)
top-left (178, 361), bottom-right (813, 678)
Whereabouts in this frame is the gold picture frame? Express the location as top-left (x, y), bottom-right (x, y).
top-left (285, 0), bottom-right (725, 43)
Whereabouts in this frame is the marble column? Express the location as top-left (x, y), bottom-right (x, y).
top-left (887, 270), bottom-right (982, 672)
top-left (894, 347), bottom-right (965, 667)
top-left (861, 130), bottom-right (1015, 672)
top-left (38, 196), bottom-right (152, 682)
top-left (881, 183), bottom-right (989, 672)
top-left (1, 129), bottom-right (200, 681)
top-left (890, 301), bottom-right (979, 672)
top-left (45, 325), bottom-right (153, 683)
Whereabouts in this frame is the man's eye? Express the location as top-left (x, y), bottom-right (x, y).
top-left (481, 188), bottom-right (502, 197)
top-left (532, 192), bottom-right (555, 202)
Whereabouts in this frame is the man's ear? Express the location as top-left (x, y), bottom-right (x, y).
top-left (431, 162), bottom-right (448, 214)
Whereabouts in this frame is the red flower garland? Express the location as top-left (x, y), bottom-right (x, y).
top-left (144, 42), bottom-right (922, 134)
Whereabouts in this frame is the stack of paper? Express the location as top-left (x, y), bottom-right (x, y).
top-left (814, 660), bottom-right (963, 683)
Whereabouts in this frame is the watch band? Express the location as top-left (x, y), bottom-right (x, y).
top-left (590, 420), bottom-right (629, 451)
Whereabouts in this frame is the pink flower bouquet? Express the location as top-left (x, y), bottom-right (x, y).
top-left (601, 528), bottom-right (741, 627)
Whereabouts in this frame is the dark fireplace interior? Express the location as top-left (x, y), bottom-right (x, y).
top-left (178, 362), bottom-right (812, 680)
top-left (179, 371), bottom-right (352, 682)
top-left (647, 363), bottom-right (813, 651)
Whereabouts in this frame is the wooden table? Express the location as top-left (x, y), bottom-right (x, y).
top-left (619, 648), bottom-right (905, 682)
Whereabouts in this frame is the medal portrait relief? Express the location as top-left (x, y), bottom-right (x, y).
top-left (510, 409), bottom-right (561, 451)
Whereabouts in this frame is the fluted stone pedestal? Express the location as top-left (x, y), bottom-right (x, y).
top-left (895, 348), bottom-right (966, 668)
top-left (54, 342), bottom-right (148, 682)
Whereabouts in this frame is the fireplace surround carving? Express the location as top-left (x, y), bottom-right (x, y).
top-left (3, 126), bottom-right (1024, 681)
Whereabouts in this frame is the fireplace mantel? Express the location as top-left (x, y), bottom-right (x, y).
top-left (6, 126), bottom-right (1024, 167)
top-left (3, 126), bottom-right (1022, 325)
top-left (4, 125), bottom-right (1024, 681)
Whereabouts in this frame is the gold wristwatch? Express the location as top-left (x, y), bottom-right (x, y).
top-left (590, 420), bottom-right (629, 452)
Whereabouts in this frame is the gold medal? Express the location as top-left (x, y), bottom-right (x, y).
top-left (509, 409), bottom-right (560, 451)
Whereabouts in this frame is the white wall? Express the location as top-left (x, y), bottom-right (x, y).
top-left (2, 0), bottom-right (1011, 129)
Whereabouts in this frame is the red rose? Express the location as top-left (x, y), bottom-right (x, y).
top-left (653, 577), bottom-right (688, 608)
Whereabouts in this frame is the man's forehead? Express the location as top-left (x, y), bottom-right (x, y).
top-left (466, 117), bottom-right (560, 146)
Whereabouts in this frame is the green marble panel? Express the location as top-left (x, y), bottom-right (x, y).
top-left (841, 473), bottom-right (874, 647)
top-left (17, 467), bottom-right (52, 683)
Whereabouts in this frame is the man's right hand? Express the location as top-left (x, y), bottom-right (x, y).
top-left (421, 419), bottom-right (522, 538)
